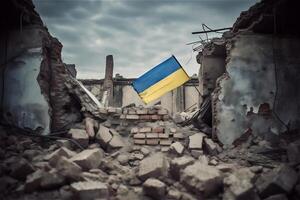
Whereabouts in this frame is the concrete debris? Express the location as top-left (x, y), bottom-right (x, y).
top-left (223, 168), bottom-right (256, 200)
top-left (181, 162), bottom-right (223, 197)
top-left (10, 158), bottom-right (35, 181)
top-left (24, 169), bottom-right (44, 192)
top-left (84, 117), bottom-right (96, 138)
top-left (167, 188), bottom-right (182, 200)
top-left (170, 156), bottom-right (194, 180)
top-left (203, 138), bottom-right (220, 155)
top-left (96, 125), bottom-right (112, 148)
top-left (70, 181), bottom-right (109, 200)
top-left (40, 170), bottom-right (66, 190)
top-left (138, 153), bottom-right (168, 181)
top-left (188, 133), bottom-right (206, 150)
top-left (143, 178), bottom-right (166, 199)
top-left (69, 129), bottom-right (89, 148)
top-left (45, 147), bottom-right (76, 166)
top-left (170, 142), bottom-right (185, 155)
top-left (70, 148), bottom-right (104, 171)
top-left (117, 154), bottom-right (129, 165)
top-left (107, 135), bottom-right (125, 150)
top-left (55, 157), bottom-right (82, 181)
top-left (256, 165), bottom-right (298, 198)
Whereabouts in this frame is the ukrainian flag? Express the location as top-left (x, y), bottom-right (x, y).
top-left (132, 55), bottom-right (190, 104)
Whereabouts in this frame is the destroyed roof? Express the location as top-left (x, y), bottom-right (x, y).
top-left (232, 0), bottom-right (300, 35)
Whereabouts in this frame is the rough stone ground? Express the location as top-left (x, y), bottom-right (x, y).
top-left (0, 108), bottom-right (300, 200)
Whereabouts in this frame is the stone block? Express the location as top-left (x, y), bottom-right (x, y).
top-left (204, 138), bottom-right (219, 156)
top-left (70, 148), bottom-right (104, 171)
top-left (170, 142), bottom-right (184, 155)
top-left (40, 169), bottom-right (66, 190)
top-left (56, 156), bottom-right (82, 181)
top-left (96, 125), bottom-right (112, 148)
top-left (10, 158), bottom-right (35, 180)
top-left (84, 117), bottom-right (95, 138)
top-left (69, 128), bottom-right (89, 148)
top-left (24, 169), bottom-right (44, 192)
top-left (143, 178), bottom-right (166, 199)
top-left (146, 133), bottom-right (159, 139)
top-left (170, 156), bottom-right (194, 180)
top-left (70, 181), bottom-right (109, 200)
top-left (138, 153), bottom-right (167, 180)
top-left (223, 168), bottom-right (256, 200)
top-left (256, 165), bottom-right (298, 198)
top-left (107, 135), bottom-right (125, 149)
top-left (126, 115), bottom-right (139, 120)
top-left (181, 162), bottom-right (223, 197)
top-left (188, 133), bottom-right (206, 150)
top-left (45, 147), bottom-right (76, 166)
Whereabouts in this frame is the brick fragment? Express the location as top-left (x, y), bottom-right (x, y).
top-left (133, 133), bottom-right (146, 139)
top-left (147, 139), bottom-right (159, 145)
top-left (158, 133), bottom-right (169, 139)
top-left (152, 127), bottom-right (164, 133)
top-left (134, 139), bottom-right (146, 145)
top-left (125, 114), bottom-right (139, 120)
top-left (146, 133), bottom-right (159, 139)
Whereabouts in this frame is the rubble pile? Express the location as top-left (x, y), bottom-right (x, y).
top-left (1, 111), bottom-right (300, 200)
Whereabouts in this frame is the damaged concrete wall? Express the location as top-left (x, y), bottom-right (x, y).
top-left (197, 38), bottom-right (226, 98)
top-left (1, 45), bottom-right (50, 133)
top-left (213, 33), bottom-right (300, 146)
top-left (0, 0), bottom-right (101, 134)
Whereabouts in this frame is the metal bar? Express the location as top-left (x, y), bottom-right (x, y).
top-left (192, 27), bottom-right (232, 34)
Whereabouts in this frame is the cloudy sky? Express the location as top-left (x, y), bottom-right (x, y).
top-left (33, 0), bottom-right (256, 79)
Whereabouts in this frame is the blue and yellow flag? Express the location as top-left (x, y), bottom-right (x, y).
top-left (132, 55), bottom-right (190, 104)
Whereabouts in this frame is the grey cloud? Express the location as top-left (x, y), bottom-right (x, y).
top-left (33, 0), bottom-right (256, 79)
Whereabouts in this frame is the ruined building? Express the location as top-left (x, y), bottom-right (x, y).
top-left (80, 55), bottom-right (200, 116)
top-left (197, 0), bottom-right (300, 146)
top-left (0, 0), bottom-right (104, 135)
top-left (1, 0), bottom-right (300, 200)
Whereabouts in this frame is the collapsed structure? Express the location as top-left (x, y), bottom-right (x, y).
top-left (196, 0), bottom-right (300, 146)
top-left (0, 0), bottom-right (105, 135)
top-left (0, 0), bottom-right (300, 200)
